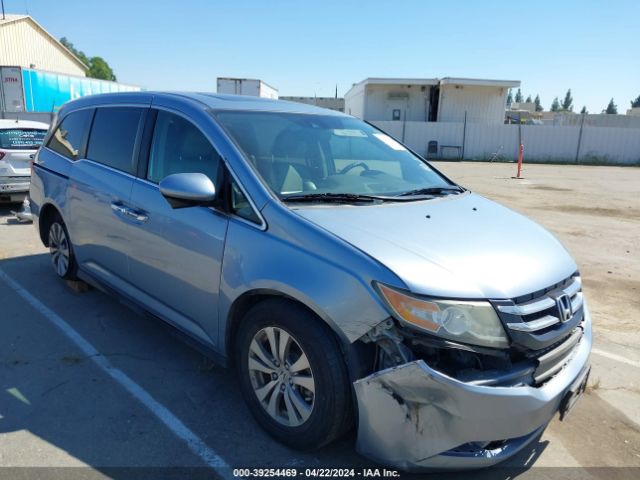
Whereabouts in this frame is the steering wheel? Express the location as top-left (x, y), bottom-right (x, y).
top-left (338, 161), bottom-right (370, 175)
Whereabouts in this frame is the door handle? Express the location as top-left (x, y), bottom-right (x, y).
top-left (111, 202), bottom-right (148, 223)
top-left (123, 208), bottom-right (148, 223)
top-left (111, 202), bottom-right (128, 216)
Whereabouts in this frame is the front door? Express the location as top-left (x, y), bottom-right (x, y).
top-left (126, 109), bottom-right (228, 346)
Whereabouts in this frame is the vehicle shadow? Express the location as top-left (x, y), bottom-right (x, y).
top-left (4, 217), bottom-right (29, 226)
top-left (0, 203), bottom-right (26, 224)
top-left (0, 252), bottom-right (557, 479)
top-left (410, 433), bottom-right (550, 480)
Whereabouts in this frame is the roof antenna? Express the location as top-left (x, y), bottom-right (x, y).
top-left (1, 0), bottom-right (6, 20)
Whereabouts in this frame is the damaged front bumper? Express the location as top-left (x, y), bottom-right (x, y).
top-left (353, 305), bottom-right (592, 471)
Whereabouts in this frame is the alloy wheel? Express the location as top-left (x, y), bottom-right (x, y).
top-left (247, 326), bottom-right (315, 427)
top-left (49, 223), bottom-right (70, 277)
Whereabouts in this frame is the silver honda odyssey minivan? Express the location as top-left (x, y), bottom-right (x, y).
top-left (30, 92), bottom-right (591, 470)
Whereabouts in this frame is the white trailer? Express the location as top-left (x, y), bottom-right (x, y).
top-left (0, 67), bottom-right (25, 112)
top-left (216, 78), bottom-right (278, 99)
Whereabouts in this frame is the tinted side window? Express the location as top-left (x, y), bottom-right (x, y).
top-left (87, 107), bottom-right (144, 174)
top-left (231, 179), bottom-right (260, 224)
top-left (47, 109), bottom-right (93, 160)
top-left (147, 111), bottom-right (220, 184)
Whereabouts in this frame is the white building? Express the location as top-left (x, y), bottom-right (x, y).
top-left (217, 77), bottom-right (278, 99)
top-left (344, 78), bottom-right (438, 121)
top-left (345, 77), bottom-right (520, 124)
top-left (0, 14), bottom-right (87, 77)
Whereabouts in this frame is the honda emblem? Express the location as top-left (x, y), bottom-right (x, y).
top-left (556, 294), bottom-right (573, 323)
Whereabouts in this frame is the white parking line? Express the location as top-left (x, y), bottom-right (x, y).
top-left (592, 348), bottom-right (640, 369)
top-left (0, 268), bottom-right (234, 480)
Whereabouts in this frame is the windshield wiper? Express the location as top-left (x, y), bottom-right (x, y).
top-left (395, 186), bottom-right (465, 197)
top-left (282, 192), bottom-right (397, 203)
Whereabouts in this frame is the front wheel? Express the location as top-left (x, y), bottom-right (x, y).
top-left (47, 214), bottom-right (77, 280)
top-left (236, 299), bottom-right (353, 450)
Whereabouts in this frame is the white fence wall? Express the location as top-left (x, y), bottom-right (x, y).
top-left (405, 122), bottom-right (464, 150)
top-left (579, 127), bottom-right (640, 164)
top-left (464, 123), bottom-right (521, 160)
top-left (372, 121), bottom-right (640, 165)
top-left (513, 125), bottom-right (579, 161)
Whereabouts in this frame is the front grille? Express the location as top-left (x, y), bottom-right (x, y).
top-left (532, 326), bottom-right (583, 384)
top-left (492, 273), bottom-right (584, 351)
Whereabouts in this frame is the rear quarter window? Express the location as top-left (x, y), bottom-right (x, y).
top-left (87, 107), bottom-right (144, 175)
top-left (47, 109), bottom-right (93, 160)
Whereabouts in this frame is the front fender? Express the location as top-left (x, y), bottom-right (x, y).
top-left (218, 209), bottom-right (402, 352)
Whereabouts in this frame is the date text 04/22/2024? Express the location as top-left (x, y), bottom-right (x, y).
top-left (232, 468), bottom-right (400, 477)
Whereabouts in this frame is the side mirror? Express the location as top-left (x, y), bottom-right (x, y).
top-left (159, 173), bottom-right (216, 209)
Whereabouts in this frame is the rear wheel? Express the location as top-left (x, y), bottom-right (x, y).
top-left (236, 299), bottom-right (353, 450)
top-left (47, 214), bottom-right (77, 280)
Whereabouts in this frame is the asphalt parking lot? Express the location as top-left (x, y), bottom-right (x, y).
top-left (1, 161), bottom-right (639, 479)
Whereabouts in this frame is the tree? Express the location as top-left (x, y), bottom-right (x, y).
top-left (525, 95), bottom-right (532, 103)
top-left (59, 37), bottom-right (117, 81)
top-left (631, 95), bottom-right (640, 108)
top-left (59, 37), bottom-right (89, 66)
top-left (605, 98), bottom-right (618, 114)
top-left (514, 88), bottom-right (523, 103)
top-left (551, 97), bottom-right (561, 112)
top-left (534, 94), bottom-right (543, 112)
top-left (580, 106), bottom-right (588, 114)
top-left (88, 57), bottom-right (116, 81)
top-left (561, 89), bottom-right (573, 111)
top-left (507, 89), bottom-right (513, 105)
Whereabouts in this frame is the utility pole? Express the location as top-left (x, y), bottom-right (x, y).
top-left (575, 112), bottom-right (586, 162)
top-left (461, 111), bottom-right (467, 159)
top-left (1, 0), bottom-right (6, 20)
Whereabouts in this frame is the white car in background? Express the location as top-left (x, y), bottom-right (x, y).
top-left (0, 119), bottom-right (49, 203)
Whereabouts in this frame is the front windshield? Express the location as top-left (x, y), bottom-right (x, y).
top-left (213, 111), bottom-right (453, 198)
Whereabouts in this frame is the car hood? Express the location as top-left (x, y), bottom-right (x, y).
top-left (293, 192), bottom-right (577, 299)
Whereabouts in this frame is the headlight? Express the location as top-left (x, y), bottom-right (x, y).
top-left (376, 283), bottom-right (509, 349)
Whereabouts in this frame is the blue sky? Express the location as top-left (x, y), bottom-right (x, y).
top-left (10, 0), bottom-right (639, 113)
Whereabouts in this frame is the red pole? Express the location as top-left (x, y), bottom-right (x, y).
top-left (516, 143), bottom-right (524, 178)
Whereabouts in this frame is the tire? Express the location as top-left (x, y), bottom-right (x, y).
top-left (47, 213), bottom-right (77, 280)
top-left (236, 298), bottom-right (353, 450)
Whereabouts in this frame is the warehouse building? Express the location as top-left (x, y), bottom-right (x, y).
top-left (0, 14), bottom-right (87, 76)
top-left (1, 14), bottom-right (139, 117)
top-left (345, 77), bottom-right (520, 124)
